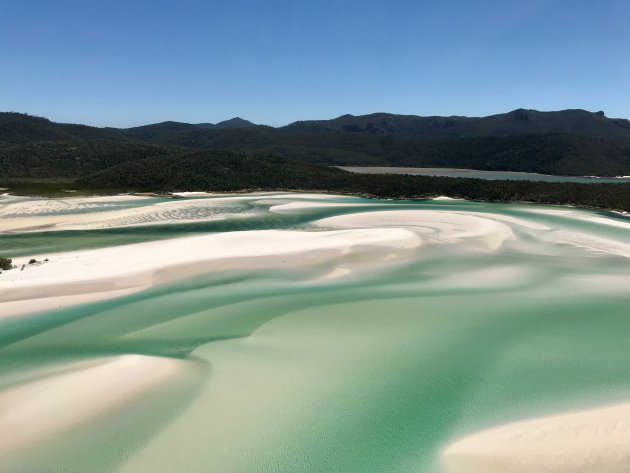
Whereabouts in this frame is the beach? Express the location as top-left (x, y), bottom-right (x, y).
top-left (1, 192), bottom-right (630, 472)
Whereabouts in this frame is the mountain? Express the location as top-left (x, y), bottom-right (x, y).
top-left (0, 113), bottom-right (186, 178)
top-left (284, 109), bottom-right (630, 139)
top-left (3, 109), bottom-right (630, 178)
top-left (213, 117), bottom-right (257, 129)
top-left (121, 117), bottom-right (257, 134)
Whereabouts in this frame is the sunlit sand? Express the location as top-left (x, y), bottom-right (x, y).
top-left (1, 193), bottom-right (630, 472)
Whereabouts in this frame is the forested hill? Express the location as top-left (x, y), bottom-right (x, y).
top-left (3, 109), bottom-right (630, 177)
top-left (284, 109), bottom-right (630, 139)
top-left (78, 150), bottom-right (630, 211)
top-left (0, 112), bottom-right (188, 178)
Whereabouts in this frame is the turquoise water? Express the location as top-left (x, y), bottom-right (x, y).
top-left (1, 193), bottom-right (630, 472)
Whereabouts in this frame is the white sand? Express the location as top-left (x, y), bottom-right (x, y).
top-left (171, 191), bottom-right (221, 197)
top-left (441, 401), bottom-right (630, 473)
top-left (0, 195), bottom-right (249, 232)
top-left (1, 287), bottom-right (144, 318)
top-left (547, 230), bottom-right (630, 258)
top-left (520, 207), bottom-right (630, 231)
top-left (0, 193), bottom-right (349, 232)
top-left (0, 354), bottom-right (180, 453)
top-left (269, 201), bottom-right (370, 213)
top-left (315, 210), bottom-right (515, 251)
top-left (0, 228), bottom-right (421, 318)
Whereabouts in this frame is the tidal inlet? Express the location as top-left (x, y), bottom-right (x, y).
top-left (1, 191), bottom-right (630, 473)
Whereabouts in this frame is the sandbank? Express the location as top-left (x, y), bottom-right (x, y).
top-left (269, 201), bottom-right (371, 213)
top-left (547, 230), bottom-right (630, 258)
top-left (0, 192), bottom-right (347, 232)
top-left (520, 207), bottom-right (630, 230)
top-left (441, 401), bottom-right (630, 473)
top-left (432, 196), bottom-right (460, 201)
top-left (0, 354), bottom-right (180, 453)
top-left (0, 195), bottom-right (248, 232)
top-left (0, 227), bottom-right (421, 318)
top-left (314, 210), bottom-right (515, 250)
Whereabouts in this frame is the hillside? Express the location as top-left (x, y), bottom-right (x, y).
top-left (78, 150), bottom-right (630, 211)
top-left (0, 113), bottom-right (187, 178)
top-left (111, 109), bottom-right (630, 176)
top-left (3, 110), bottom-right (630, 178)
top-left (79, 151), bottom-right (345, 191)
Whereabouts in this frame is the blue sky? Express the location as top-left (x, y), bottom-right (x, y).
top-left (1, 0), bottom-right (629, 127)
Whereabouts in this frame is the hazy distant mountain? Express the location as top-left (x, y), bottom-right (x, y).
top-left (3, 109), bottom-right (630, 178)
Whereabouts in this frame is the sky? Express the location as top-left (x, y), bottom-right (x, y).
top-left (1, 0), bottom-right (629, 127)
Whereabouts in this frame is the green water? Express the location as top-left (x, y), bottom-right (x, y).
top-left (1, 193), bottom-right (630, 472)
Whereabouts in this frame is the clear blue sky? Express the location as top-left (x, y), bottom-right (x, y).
top-left (1, 0), bottom-right (629, 127)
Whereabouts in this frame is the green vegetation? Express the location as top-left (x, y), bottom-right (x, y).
top-left (3, 111), bottom-right (630, 212)
top-left (113, 108), bottom-right (630, 176)
top-left (3, 110), bottom-right (630, 178)
top-left (0, 257), bottom-right (13, 271)
top-left (78, 150), bottom-right (630, 212)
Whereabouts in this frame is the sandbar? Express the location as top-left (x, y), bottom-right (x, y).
top-left (442, 401), bottom-right (630, 473)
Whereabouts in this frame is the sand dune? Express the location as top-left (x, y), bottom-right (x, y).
top-left (441, 402), bottom-right (630, 473)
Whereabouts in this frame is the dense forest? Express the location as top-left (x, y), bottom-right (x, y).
top-left (78, 150), bottom-right (630, 212)
top-left (3, 109), bottom-right (630, 177)
top-left (3, 111), bottom-right (630, 211)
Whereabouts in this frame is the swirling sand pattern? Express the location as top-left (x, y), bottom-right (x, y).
top-left (1, 192), bottom-right (630, 473)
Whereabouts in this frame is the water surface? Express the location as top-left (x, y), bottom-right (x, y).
top-left (1, 193), bottom-right (629, 472)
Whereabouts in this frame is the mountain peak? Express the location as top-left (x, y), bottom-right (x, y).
top-left (213, 117), bottom-right (256, 129)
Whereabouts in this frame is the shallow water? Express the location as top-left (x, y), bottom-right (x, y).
top-left (1, 193), bottom-right (630, 472)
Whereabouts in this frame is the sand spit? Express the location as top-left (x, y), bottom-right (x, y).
top-left (0, 355), bottom-right (180, 454)
top-left (441, 401), bottom-right (630, 473)
top-left (0, 228), bottom-right (421, 318)
top-left (315, 210), bottom-right (515, 251)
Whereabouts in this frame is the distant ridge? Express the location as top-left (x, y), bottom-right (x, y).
top-left (2, 109), bottom-right (630, 178)
top-left (285, 109), bottom-right (630, 139)
top-left (126, 117), bottom-right (258, 134)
